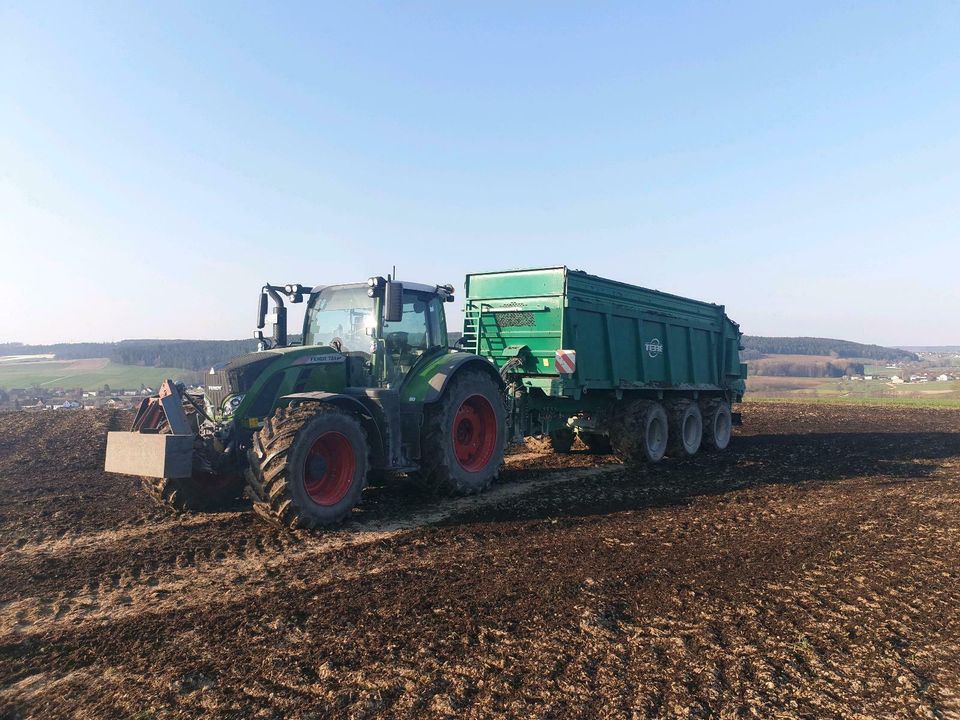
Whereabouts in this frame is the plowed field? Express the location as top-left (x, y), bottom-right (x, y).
top-left (2, 403), bottom-right (960, 719)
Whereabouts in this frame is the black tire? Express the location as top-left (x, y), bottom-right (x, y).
top-left (141, 472), bottom-right (245, 512)
top-left (246, 403), bottom-right (369, 529)
top-left (580, 432), bottom-right (613, 454)
top-left (549, 427), bottom-right (575, 454)
top-left (667, 400), bottom-right (703, 457)
top-left (701, 398), bottom-right (733, 451)
top-left (610, 400), bottom-right (669, 465)
top-left (142, 415), bottom-right (244, 512)
top-left (419, 369), bottom-right (506, 494)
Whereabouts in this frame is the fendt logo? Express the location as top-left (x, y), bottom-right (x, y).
top-left (645, 338), bottom-right (663, 358)
top-left (291, 354), bottom-right (346, 366)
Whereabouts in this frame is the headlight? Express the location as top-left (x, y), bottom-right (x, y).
top-left (223, 394), bottom-right (245, 416)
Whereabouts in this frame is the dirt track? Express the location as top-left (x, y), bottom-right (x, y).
top-left (1, 403), bottom-right (960, 719)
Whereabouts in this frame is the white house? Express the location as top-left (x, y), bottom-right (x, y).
top-left (937, 374), bottom-right (951, 382)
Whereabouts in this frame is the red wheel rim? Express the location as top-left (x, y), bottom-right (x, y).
top-left (451, 394), bottom-right (497, 472)
top-left (303, 431), bottom-right (356, 506)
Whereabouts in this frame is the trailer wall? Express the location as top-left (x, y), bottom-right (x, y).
top-left (464, 267), bottom-right (746, 401)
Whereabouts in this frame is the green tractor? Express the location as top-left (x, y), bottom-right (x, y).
top-left (105, 275), bottom-right (507, 528)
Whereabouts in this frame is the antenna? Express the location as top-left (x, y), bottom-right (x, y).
top-left (392, 264), bottom-right (396, 280)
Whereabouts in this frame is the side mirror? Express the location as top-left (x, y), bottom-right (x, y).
top-left (257, 292), bottom-right (269, 329)
top-left (384, 280), bottom-right (404, 323)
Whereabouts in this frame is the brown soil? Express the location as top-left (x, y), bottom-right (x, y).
top-left (1, 402), bottom-right (959, 719)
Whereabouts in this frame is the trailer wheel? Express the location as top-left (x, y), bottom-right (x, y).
top-left (246, 403), bottom-right (369, 528)
top-left (549, 427), bottom-right (575, 454)
top-left (419, 369), bottom-right (506, 494)
top-left (580, 432), bottom-right (612, 454)
top-left (611, 400), bottom-right (669, 465)
top-left (667, 400), bottom-right (703, 457)
top-left (701, 399), bottom-right (733, 451)
top-left (142, 418), bottom-right (244, 512)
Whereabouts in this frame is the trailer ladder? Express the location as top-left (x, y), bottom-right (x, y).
top-left (462, 305), bottom-right (484, 355)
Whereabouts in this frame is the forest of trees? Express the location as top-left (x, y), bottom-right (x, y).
top-left (0, 340), bottom-right (260, 371)
top-left (740, 336), bottom-right (918, 362)
top-left (2, 334), bottom-right (916, 373)
top-left (747, 358), bottom-right (866, 378)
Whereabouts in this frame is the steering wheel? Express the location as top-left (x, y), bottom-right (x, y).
top-left (385, 331), bottom-right (409, 351)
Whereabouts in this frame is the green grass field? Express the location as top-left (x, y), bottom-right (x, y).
top-left (0, 358), bottom-right (201, 391)
top-left (746, 376), bottom-right (960, 409)
top-left (745, 395), bottom-right (960, 409)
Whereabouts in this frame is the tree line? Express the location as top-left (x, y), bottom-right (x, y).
top-left (3, 333), bottom-right (917, 372)
top-left (740, 336), bottom-right (917, 362)
top-left (1, 340), bottom-right (260, 371)
top-left (747, 358), bottom-right (866, 378)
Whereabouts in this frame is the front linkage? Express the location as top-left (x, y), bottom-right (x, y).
top-left (105, 379), bottom-right (246, 511)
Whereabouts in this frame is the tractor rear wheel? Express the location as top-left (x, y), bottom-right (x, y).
top-left (246, 403), bottom-right (369, 529)
top-left (667, 400), bottom-right (703, 457)
top-left (610, 400), bottom-right (669, 465)
top-left (701, 399), bottom-right (733, 451)
top-left (142, 418), bottom-right (244, 512)
top-left (418, 369), bottom-right (506, 494)
top-left (549, 427), bottom-right (575, 454)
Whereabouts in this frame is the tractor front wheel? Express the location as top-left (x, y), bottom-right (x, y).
top-left (246, 404), bottom-right (369, 529)
top-left (141, 471), bottom-right (244, 513)
top-left (418, 370), bottom-right (506, 494)
top-left (143, 417), bottom-right (244, 512)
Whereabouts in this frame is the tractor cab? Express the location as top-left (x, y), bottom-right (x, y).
top-left (258, 276), bottom-right (454, 389)
top-left (369, 280), bottom-right (450, 387)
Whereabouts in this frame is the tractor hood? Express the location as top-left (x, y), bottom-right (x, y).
top-left (206, 345), bottom-right (351, 423)
top-left (205, 350), bottom-right (283, 418)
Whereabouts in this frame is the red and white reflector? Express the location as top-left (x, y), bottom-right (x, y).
top-left (554, 349), bottom-right (577, 375)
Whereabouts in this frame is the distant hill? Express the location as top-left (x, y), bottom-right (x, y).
top-left (898, 346), bottom-right (960, 353)
top-left (741, 336), bottom-right (918, 363)
top-left (0, 339), bottom-right (259, 372)
top-left (3, 333), bottom-right (920, 372)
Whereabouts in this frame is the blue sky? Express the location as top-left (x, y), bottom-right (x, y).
top-left (2, 2), bottom-right (958, 345)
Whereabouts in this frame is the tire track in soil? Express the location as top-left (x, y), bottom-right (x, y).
top-left (0, 464), bottom-right (619, 639)
top-left (3, 403), bottom-right (960, 719)
top-left (7, 513), bottom-right (222, 558)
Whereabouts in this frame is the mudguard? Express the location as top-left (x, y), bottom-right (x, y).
top-left (280, 391), bottom-right (386, 467)
top-left (282, 391), bottom-right (370, 415)
top-left (400, 350), bottom-right (505, 404)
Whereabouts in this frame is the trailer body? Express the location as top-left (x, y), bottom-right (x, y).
top-left (463, 266), bottom-right (746, 436)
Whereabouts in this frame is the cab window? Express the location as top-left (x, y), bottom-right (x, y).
top-left (381, 291), bottom-right (444, 383)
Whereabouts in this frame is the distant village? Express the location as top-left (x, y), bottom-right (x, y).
top-left (0, 384), bottom-right (204, 412)
top-left (849, 371), bottom-right (959, 384)
top-left (845, 356), bottom-right (959, 384)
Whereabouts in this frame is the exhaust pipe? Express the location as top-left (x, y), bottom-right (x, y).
top-left (257, 284), bottom-right (287, 348)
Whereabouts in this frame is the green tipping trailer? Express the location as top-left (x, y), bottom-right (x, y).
top-left (465, 266), bottom-right (747, 461)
